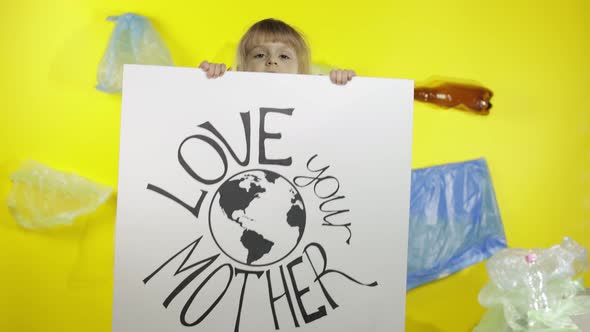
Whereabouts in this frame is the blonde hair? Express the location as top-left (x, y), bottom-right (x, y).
top-left (235, 18), bottom-right (311, 74)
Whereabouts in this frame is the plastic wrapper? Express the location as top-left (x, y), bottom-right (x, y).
top-left (6, 160), bottom-right (113, 230)
top-left (474, 237), bottom-right (590, 331)
top-left (407, 158), bottom-right (506, 290)
top-left (96, 13), bottom-right (173, 93)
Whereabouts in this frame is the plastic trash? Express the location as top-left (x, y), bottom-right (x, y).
top-left (96, 13), bottom-right (173, 93)
top-left (524, 253), bottom-right (550, 312)
top-left (414, 82), bottom-right (493, 115)
top-left (6, 160), bottom-right (113, 230)
top-left (474, 237), bottom-right (590, 331)
top-left (407, 158), bottom-right (506, 290)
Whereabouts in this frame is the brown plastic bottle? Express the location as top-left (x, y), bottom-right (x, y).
top-left (414, 82), bottom-right (493, 115)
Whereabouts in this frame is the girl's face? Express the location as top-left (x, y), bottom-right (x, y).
top-left (244, 41), bottom-right (299, 74)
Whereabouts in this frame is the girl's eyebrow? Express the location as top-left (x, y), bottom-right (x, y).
top-left (279, 47), bottom-right (296, 54)
top-left (248, 46), bottom-right (266, 53)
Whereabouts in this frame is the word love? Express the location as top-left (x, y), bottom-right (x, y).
top-left (146, 108), bottom-right (294, 221)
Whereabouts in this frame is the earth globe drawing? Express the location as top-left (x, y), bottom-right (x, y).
top-left (209, 169), bottom-right (306, 266)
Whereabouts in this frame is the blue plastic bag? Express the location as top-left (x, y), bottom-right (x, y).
top-left (407, 158), bottom-right (506, 290)
top-left (96, 13), bottom-right (173, 93)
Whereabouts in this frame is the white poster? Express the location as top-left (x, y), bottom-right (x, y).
top-left (114, 64), bottom-right (413, 332)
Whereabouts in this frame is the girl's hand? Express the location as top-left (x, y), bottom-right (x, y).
top-left (329, 69), bottom-right (355, 85)
top-left (199, 61), bottom-right (230, 78)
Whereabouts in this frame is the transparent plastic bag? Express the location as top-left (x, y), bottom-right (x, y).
top-left (475, 237), bottom-right (590, 331)
top-left (486, 238), bottom-right (589, 291)
top-left (407, 158), bottom-right (507, 290)
top-left (6, 160), bottom-right (113, 230)
top-left (96, 13), bottom-right (173, 93)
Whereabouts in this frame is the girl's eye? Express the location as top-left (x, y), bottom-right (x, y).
top-left (254, 53), bottom-right (265, 59)
top-left (280, 54), bottom-right (291, 60)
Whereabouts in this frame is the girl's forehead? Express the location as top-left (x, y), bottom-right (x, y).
top-left (251, 41), bottom-right (295, 50)
top-left (247, 35), bottom-right (297, 51)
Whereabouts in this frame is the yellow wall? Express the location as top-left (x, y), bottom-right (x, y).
top-left (0, 0), bottom-right (588, 331)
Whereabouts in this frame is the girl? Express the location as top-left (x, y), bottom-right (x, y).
top-left (199, 18), bottom-right (355, 85)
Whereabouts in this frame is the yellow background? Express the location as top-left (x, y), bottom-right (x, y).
top-left (0, 0), bottom-right (589, 331)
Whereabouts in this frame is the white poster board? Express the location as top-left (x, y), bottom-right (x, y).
top-left (114, 64), bottom-right (413, 332)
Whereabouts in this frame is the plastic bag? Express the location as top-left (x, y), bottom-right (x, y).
top-left (475, 237), bottom-right (590, 331)
top-left (407, 158), bottom-right (506, 290)
top-left (6, 160), bottom-right (113, 230)
top-left (96, 13), bottom-right (173, 93)
top-left (485, 238), bottom-right (589, 291)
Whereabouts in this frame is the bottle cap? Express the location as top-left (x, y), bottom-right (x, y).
top-left (525, 252), bottom-right (537, 264)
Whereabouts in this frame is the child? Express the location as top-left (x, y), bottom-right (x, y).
top-left (199, 18), bottom-right (355, 85)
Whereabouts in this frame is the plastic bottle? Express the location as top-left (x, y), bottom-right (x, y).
top-left (525, 252), bottom-right (550, 312)
top-left (414, 82), bottom-right (493, 115)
